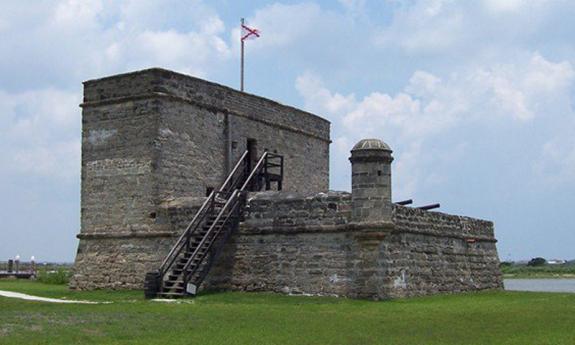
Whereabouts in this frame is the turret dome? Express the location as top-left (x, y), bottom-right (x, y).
top-left (351, 138), bottom-right (391, 152)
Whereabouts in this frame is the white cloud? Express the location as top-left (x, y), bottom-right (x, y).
top-left (231, 3), bottom-right (325, 50)
top-left (231, 1), bottom-right (363, 64)
top-left (535, 118), bottom-right (575, 186)
top-left (0, 0), bottom-right (232, 89)
top-left (13, 141), bottom-right (80, 180)
top-left (296, 72), bottom-right (355, 117)
top-left (338, 0), bottom-right (366, 16)
top-left (483, 0), bottom-right (527, 13)
top-left (406, 71), bottom-right (442, 97)
top-left (472, 68), bottom-right (533, 121)
top-left (0, 88), bottom-right (81, 180)
top-left (375, 0), bottom-right (465, 54)
top-left (118, 0), bottom-right (214, 31)
top-left (0, 18), bottom-right (8, 32)
top-left (523, 54), bottom-right (575, 92)
top-left (0, 0), bottom-right (232, 181)
top-left (470, 53), bottom-right (575, 121)
top-left (103, 5), bottom-right (232, 76)
top-left (374, 0), bottom-right (571, 57)
top-left (539, 139), bottom-right (575, 182)
top-left (131, 20), bottom-right (230, 76)
top-left (0, 0), bottom-right (574, 261)
top-left (296, 52), bottom-right (575, 194)
top-left (51, 0), bottom-right (103, 30)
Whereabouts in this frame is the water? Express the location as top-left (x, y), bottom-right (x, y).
top-left (504, 279), bottom-right (575, 293)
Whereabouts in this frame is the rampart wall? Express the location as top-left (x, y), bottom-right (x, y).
top-left (72, 191), bottom-right (502, 298)
top-left (170, 192), bottom-right (502, 299)
top-left (72, 69), bottom-right (502, 298)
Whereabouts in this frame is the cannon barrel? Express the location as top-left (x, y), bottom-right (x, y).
top-left (417, 203), bottom-right (440, 211)
top-left (395, 199), bottom-right (413, 206)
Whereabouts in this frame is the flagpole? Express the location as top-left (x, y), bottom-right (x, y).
top-left (240, 18), bottom-right (245, 92)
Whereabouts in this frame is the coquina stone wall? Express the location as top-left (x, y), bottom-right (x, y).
top-left (71, 198), bottom-right (203, 290)
top-left (72, 190), bottom-right (502, 296)
top-left (81, 68), bottom-right (329, 198)
top-left (71, 236), bottom-right (175, 290)
top-left (72, 69), bottom-right (501, 298)
top-left (384, 206), bottom-right (502, 298)
top-left (78, 68), bottom-right (329, 235)
top-left (161, 191), bottom-right (502, 299)
top-left (72, 68), bottom-right (330, 289)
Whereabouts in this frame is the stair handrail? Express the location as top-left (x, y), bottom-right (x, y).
top-left (181, 189), bottom-right (240, 281)
top-left (159, 191), bottom-right (215, 277)
top-left (182, 152), bottom-right (271, 287)
top-left (219, 150), bottom-right (249, 195)
top-left (240, 152), bottom-right (269, 191)
top-left (187, 189), bottom-right (242, 285)
top-left (158, 150), bottom-right (249, 277)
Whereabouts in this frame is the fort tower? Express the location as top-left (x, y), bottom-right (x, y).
top-left (350, 138), bottom-right (393, 224)
top-left (71, 68), bottom-right (503, 299)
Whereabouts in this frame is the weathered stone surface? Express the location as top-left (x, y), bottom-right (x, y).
top-left (71, 69), bottom-right (502, 299)
top-left (71, 237), bottom-right (177, 290)
top-left (72, 190), bottom-right (502, 298)
top-left (78, 69), bottom-right (329, 232)
top-left (384, 206), bottom-right (502, 298)
top-left (166, 192), bottom-right (502, 299)
top-left (350, 138), bottom-right (393, 223)
top-left (72, 68), bottom-right (330, 289)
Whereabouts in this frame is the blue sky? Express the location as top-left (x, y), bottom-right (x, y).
top-left (1, 0), bottom-right (574, 262)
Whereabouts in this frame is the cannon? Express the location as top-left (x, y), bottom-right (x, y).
top-left (417, 203), bottom-right (440, 211)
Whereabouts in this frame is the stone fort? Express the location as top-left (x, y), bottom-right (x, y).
top-left (71, 68), bottom-right (502, 299)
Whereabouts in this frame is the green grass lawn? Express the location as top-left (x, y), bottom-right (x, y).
top-left (1, 280), bottom-right (574, 345)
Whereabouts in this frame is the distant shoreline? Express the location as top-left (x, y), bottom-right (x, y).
top-left (503, 273), bottom-right (575, 279)
top-left (500, 262), bottom-right (575, 279)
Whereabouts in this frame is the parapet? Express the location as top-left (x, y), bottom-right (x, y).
top-left (161, 189), bottom-right (501, 298)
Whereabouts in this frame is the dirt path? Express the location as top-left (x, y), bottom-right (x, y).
top-left (0, 290), bottom-right (110, 304)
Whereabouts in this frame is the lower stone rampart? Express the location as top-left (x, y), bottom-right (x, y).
top-left (70, 236), bottom-right (175, 290)
top-left (71, 191), bottom-right (502, 298)
top-left (70, 197), bottom-right (204, 290)
top-left (385, 206), bottom-right (502, 298)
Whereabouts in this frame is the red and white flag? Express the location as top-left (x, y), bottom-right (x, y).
top-left (240, 19), bottom-right (260, 91)
top-left (241, 24), bottom-right (260, 41)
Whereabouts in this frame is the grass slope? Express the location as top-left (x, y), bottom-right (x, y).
top-left (1, 280), bottom-right (574, 345)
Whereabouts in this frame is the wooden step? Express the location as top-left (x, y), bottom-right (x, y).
top-left (162, 285), bottom-right (185, 292)
top-left (157, 292), bottom-right (186, 298)
top-left (163, 282), bottom-right (184, 288)
top-left (165, 279), bottom-right (184, 285)
top-left (179, 254), bottom-right (206, 263)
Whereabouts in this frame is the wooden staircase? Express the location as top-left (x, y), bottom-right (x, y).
top-left (145, 150), bottom-right (283, 298)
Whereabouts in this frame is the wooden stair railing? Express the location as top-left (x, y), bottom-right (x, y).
top-left (144, 151), bottom-right (283, 298)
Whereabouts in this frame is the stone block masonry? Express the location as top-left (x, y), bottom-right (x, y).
top-left (72, 190), bottom-right (502, 297)
top-left (79, 67), bottom-right (329, 234)
top-left (165, 191), bottom-right (502, 299)
top-left (386, 206), bottom-right (502, 297)
top-left (71, 197), bottom-right (204, 290)
top-left (71, 68), bottom-right (502, 298)
top-left (72, 68), bottom-right (330, 289)
top-left (350, 139), bottom-right (394, 224)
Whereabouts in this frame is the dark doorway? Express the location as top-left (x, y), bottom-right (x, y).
top-left (246, 138), bottom-right (258, 172)
top-left (246, 138), bottom-right (258, 191)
